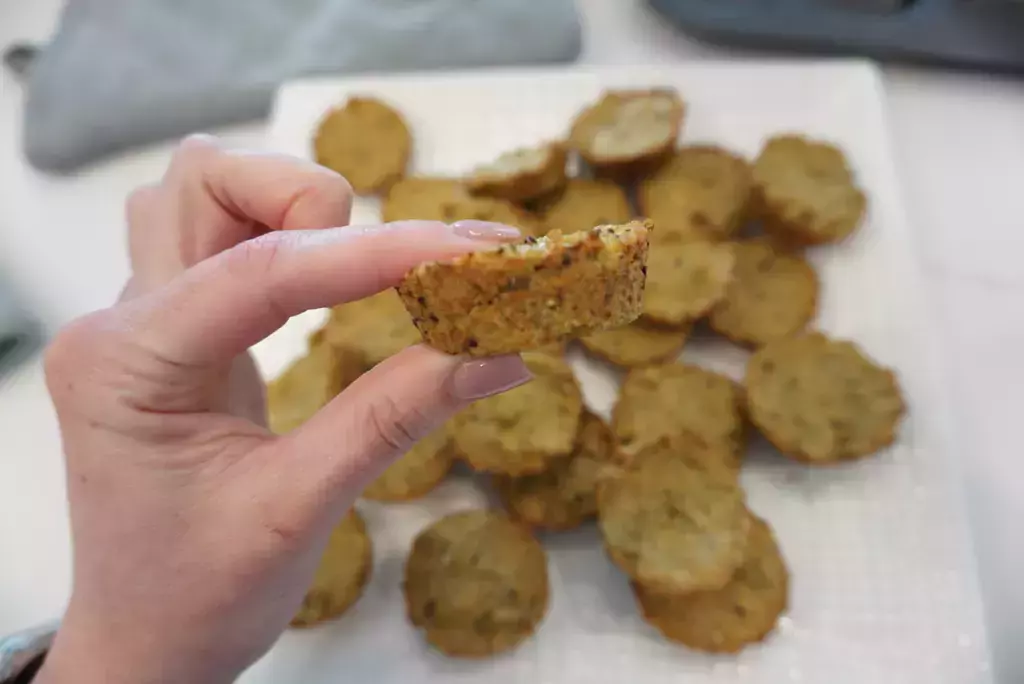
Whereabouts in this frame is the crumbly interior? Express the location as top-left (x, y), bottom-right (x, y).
top-left (473, 145), bottom-right (550, 177)
top-left (590, 94), bottom-right (680, 158)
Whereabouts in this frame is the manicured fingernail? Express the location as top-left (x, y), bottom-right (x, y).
top-left (452, 355), bottom-right (532, 400)
top-left (451, 220), bottom-right (521, 241)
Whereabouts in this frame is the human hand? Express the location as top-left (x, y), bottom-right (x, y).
top-left (36, 137), bottom-right (531, 684)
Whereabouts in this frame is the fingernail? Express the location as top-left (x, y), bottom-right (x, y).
top-left (452, 355), bottom-right (532, 400)
top-left (451, 220), bottom-right (521, 241)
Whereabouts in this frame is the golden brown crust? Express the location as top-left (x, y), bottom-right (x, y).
top-left (533, 179), bottom-right (633, 236)
top-left (709, 239), bottom-right (818, 347)
top-left (320, 289), bottom-right (422, 368)
top-left (568, 89), bottom-right (685, 181)
top-left (744, 333), bottom-right (905, 464)
top-left (397, 222), bottom-right (651, 357)
top-left (752, 135), bottom-right (867, 245)
top-left (579, 319), bottom-right (689, 368)
top-left (638, 146), bottom-right (753, 243)
top-left (403, 510), bottom-right (549, 657)
top-left (450, 354), bottom-right (583, 476)
top-left (642, 239), bottom-right (736, 326)
top-left (633, 514), bottom-right (788, 653)
top-left (313, 97), bottom-right (411, 195)
top-left (597, 447), bottom-right (748, 594)
top-left (494, 410), bottom-right (626, 530)
top-left (466, 142), bottom-right (568, 203)
top-left (613, 363), bottom-right (746, 467)
top-left (266, 342), bottom-right (360, 434)
top-left (362, 428), bottom-right (455, 502)
top-left (290, 510), bottom-right (373, 627)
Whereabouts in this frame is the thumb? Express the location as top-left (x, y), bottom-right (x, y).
top-left (271, 345), bottom-right (532, 515)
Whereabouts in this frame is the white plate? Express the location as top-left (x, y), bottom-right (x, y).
top-left (247, 62), bottom-right (992, 684)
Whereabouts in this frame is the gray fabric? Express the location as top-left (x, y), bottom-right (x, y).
top-left (0, 286), bottom-right (42, 383)
top-left (17, 0), bottom-right (582, 173)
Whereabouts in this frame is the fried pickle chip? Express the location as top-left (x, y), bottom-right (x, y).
top-left (642, 239), bottom-right (735, 326)
top-left (321, 289), bottom-right (422, 368)
top-left (363, 428), bottom-right (455, 502)
top-left (494, 410), bottom-right (627, 530)
top-left (451, 354), bottom-right (583, 475)
top-left (467, 142), bottom-right (568, 203)
top-left (613, 363), bottom-right (745, 467)
top-left (709, 239), bottom-right (818, 347)
top-left (568, 89), bottom-right (684, 181)
top-left (266, 342), bottom-right (360, 434)
top-left (398, 222), bottom-right (650, 356)
top-left (291, 510), bottom-right (373, 627)
top-left (752, 135), bottom-right (867, 245)
top-left (633, 514), bottom-right (788, 653)
top-left (313, 97), bottom-right (411, 194)
top-left (403, 510), bottom-right (549, 658)
top-left (638, 145), bottom-right (752, 243)
top-left (579, 319), bottom-right (689, 368)
top-left (597, 447), bottom-right (748, 594)
top-left (744, 333), bottom-right (905, 464)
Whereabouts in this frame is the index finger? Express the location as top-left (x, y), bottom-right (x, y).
top-left (124, 220), bottom-right (521, 367)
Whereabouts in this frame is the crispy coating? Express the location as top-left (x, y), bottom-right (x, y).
top-left (613, 363), bottom-right (746, 467)
top-left (568, 89), bottom-right (685, 180)
top-left (710, 239), bottom-right (818, 347)
top-left (363, 428), bottom-right (455, 502)
top-left (494, 410), bottom-right (627, 530)
top-left (313, 97), bottom-right (411, 195)
top-left (744, 333), bottom-right (905, 464)
top-left (398, 222), bottom-right (651, 356)
top-left (638, 145), bottom-right (753, 243)
top-left (534, 179), bottom-right (633, 236)
top-left (290, 510), bottom-right (373, 627)
top-left (580, 319), bottom-right (689, 368)
top-left (633, 514), bottom-right (788, 653)
top-left (266, 342), bottom-right (360, 434)
top-left (752, 135), bottom-right (867, 245)
top-left (403, 510), bottom-right (549, 658)
top-left (451, 354), bottom-right (583, 476)
top-left (642, 239), bottom-right (736, 325)
top-left (320, 289), bottom-right (422, 368)
top-left (597, 447), bottom-right (748, 595)
top-left (467, 142), bottom-right (568, 203)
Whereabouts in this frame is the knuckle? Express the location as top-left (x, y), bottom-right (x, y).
top-left (125, 184), bottom-right (160, 222)
top-left (167, 134), bottom-right (223, 176)
top-left (178, 133), bottom-right (221, 156)
top-left (224, 232), bottom-right (287, 280)
top-left (366, 393), bottom-right (431, 455)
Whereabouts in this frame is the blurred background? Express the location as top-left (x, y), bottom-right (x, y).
top-left (2, 0), bottom-right (1024, 681)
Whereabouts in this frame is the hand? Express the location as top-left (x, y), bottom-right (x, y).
top-left (36, 137), bottom-right (531, 684)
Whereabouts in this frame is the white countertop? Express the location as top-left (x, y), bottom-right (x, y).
top-left (2, 0), bottom-right (1022, 681)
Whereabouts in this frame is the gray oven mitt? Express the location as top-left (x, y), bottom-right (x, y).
top-left (9, 0), bottom-right (581, 173)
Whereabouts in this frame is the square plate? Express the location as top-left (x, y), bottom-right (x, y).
top-left (248, 62), bottom-right (992, 683)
